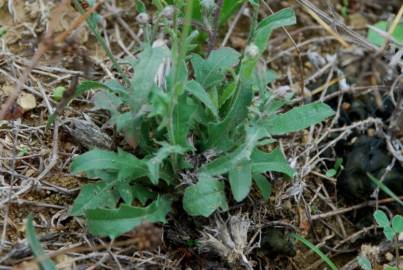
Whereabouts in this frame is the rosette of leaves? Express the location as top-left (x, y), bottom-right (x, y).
top-left (68, 6), bottom-right (334, 239)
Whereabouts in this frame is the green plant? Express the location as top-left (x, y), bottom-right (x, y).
top-left (341, 0), bottom-right (349, 17)
top-left (356, 210), bottom-right (403, 270)
top-left (367, 20), bottom-right (403, 47)
top-left (66, 3), bottom-right (334, 238)
top-left (52, 86), bottom-right (66, 101)
top-left (25, 214), bottom-right (56, 270)
top-left (357, 255), bottom-right (372, 270)
top-left (0, 26), bottom-right (6, 38)
top-left (292, 233), bottom-right (338, 270)
top-left (373, 210), bottom-right (403, 241)
top-left (325, 157), bottom-right (343, 177)
top-left (368, 173), bottom-right (403, 207)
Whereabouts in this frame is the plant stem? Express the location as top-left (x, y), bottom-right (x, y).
top-left (167, 1), bottom-right (194, 171)
top-left (72, 0), bottom-right (131, 87)
top-left (207, 0), bottom-right (224, 54)
top-left (395, 234), bottom-right (400, 269)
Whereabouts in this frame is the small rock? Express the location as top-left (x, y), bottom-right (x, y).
top-left (17, 92), bottom-right (36, 111)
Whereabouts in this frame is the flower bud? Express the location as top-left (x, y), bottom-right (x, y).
top-left (245, 43), bottom-right (259, 58)
top-left (136, 12), bottom-right (150, 24)
top-left (161, 6), bottom-right (175, 19)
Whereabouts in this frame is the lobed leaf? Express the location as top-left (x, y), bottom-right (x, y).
top-left (70, 182), bottom-right (118, 216)
top-left (147, 143), bottom-right (185, 184)
top-left (183, 176), bottom-right (228, 217)
top-left (86, 196), bottom-right (172, 239)
top-left (71, 149), bottom-right (148, 182)
top-left (191, 47), bottom-right (240, 89)
top-left (251, 147), bottom-right (295, 177)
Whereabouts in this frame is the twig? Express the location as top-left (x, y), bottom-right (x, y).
top-left (262, 1), bottom-right (306, 99)
top-left (207, 0), bottom-right (224, 53)
top-left (1, 120), bottom-right (20, 246)
top-left (300, 4), bottom-right (350, 48)
top-left (311, 196), bottom-right (403, 220)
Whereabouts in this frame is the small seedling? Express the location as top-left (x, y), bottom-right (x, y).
top-left (52, 86), bottom-right (66, 101)
top-left (373, 210), bottom-right (403, 241)
top-left (325, 158), bottom-right (343, 177)
top-left (17, 145), bottom-right (29, 157)
top-left (357, 255), bottom-right (372, 270)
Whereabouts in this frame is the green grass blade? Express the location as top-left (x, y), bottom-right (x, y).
top-left (25, 214), bottom-right (56, 270)
top-left (368, 173), bottom-right (403, 207)
top-left (72, 0), bottom-right (130, 86)
top-left (292, 233), bottom-right (338, 270)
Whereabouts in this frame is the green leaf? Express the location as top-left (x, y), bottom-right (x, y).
top-left (70, 182), bottom-right (118, 216)
top-left (325, 169), bottom-right (337, 177)
top-left (220, 82), bottom-right (237, 107)
top-left (71, 149), bottom-right (121, 173)
top-left (71, 149), bottom-right (148, 181)
top-left (103, 79), bottom-right (129, 97)
top-left (92, 91), bottom-right (122, 115)
top-left (367, 21), bottom-right (403, 47)
top-left (134, 0), bottom-right (146, 12)
top-left (253, 174), bottom-right (272, 200)
top-left (219, 0), bottom-right (246, 25)
top-left (172, 96), bottom-right (196, 147)
top-left (292, 233), bottom-right (338, 270)
top-left (191, 47), bottom-right (240, 89)
top-left (131, 183), bottom-right (155, 205)
top-left (185, 80), bottom-right (218, 118)
top-left (201, 125), bottom-right (267, 175)
top-left (52, 86), bottom-right (65, 101)
top-left (249, 0), bottom-right (259, 6)
top-left (116, 181), bottom-right (133, 204)
top-left (74, 80), bottom-right (113, 98)
top-left (383, 226), bottom-right (395, 241)
top-left (208, 47), bottom-right (241, 70)
top-left (207, 81), bottom-right (253, 150)
top-left (229, 161), bottom-right (252, 202)
top-left (373, 210), bottom-right (390, 227)
top-left (357, 256), bottom-right (372, 270)
top-left (392, 215), bottom-right (403, 233)
top-left (254, 8), bottom-right (296, 53)
top-left (129, 46), bottom-right (170, 114)
top-left (147, 143), bottom-right (185, 184)
top-left (368, 173), bottom-right (403, 207)
top-left (251, 147), bottom-right (295, 177)
top-left (183, 176), bottom-right (228, 217)
top-left (86, 196), bottom-right (172, 238)
top-left (25, 214), bottom-right (56, 270)
top-left (263, 102), bottom-right (334, 135)
top-left (0, 27), bottom-right (6, 38)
